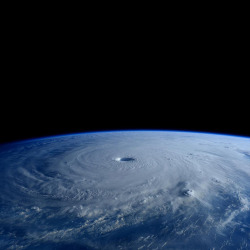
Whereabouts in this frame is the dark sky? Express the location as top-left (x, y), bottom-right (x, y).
top-left (1, 64), bottom-right (249, 145)
top-left (1, 0), bottom-right (249, 145)
top-left (1, 22), bottom-right (249, 144)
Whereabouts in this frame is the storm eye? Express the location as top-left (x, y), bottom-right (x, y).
top-left (115, 157), bottom-right (135, 162)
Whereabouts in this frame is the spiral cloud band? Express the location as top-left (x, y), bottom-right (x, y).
top-left (0, 131), bottom-right (249, 249)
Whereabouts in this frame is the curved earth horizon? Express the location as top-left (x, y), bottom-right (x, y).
top-left (0, 130), bottom-right (249, 249)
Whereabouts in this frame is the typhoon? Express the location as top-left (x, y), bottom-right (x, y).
top-left (0, 131), bottom-right (249, 249)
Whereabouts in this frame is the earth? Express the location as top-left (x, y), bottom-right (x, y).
top-left (0, 131), bottom-right (249, 249)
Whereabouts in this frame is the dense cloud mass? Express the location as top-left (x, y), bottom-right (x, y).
top-left (0, 131), bottom-right (249, 249)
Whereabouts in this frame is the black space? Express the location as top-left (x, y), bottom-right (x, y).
top-left (1, 18), bottom-right (249, 144)
top-left (1, 64), bottom-right (249, 145)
